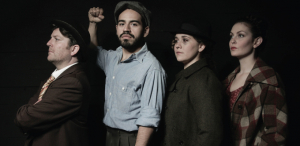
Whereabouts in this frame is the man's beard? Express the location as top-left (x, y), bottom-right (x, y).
top-left (119, 32), bottom-right (144, 52)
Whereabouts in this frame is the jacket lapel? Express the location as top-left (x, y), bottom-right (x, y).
top-left (228, 58), bottom-right (279, 112)
top-left (54, 64), bottom-right (81, 81)
top-left (245, 58), bottom-right (278, 87)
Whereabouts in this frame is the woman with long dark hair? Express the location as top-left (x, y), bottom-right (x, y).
top-left (224, 15), bottom-right (287, 145)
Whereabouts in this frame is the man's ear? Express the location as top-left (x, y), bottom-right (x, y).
top-left (70, 45), bottom-right (80, 56)
top-left (253, 37), bottom-right (263, 49)
top-left (198, 44), bottom-right (206, 53)
top-left (143, 26), bottom-right (149, 37)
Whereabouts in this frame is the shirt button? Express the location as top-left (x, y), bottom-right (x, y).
top-left (172, 126), bottom-right (175, 131)
top-left (179, 141), bottom-right (183, 145)
top-left (238, 104), bottom-right (243, 109)
top-left (122, 87), bottom-right (125, 91)
top-left (173, 89), bottom-right (177, 93)
top-left (112, 76), bottom-right (115, 79)
top-left (264, 127), bottom-right (269, 131)
top-left (109, 92), bottom-right (111, 96)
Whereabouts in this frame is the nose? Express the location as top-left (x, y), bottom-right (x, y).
top-left (46, 38), bottom-right (52, 47)
top-left (123, 23), bottom-right (131, 32)
top-left (230, 36), bottom-right (236, 44)
top-left (174, 41), bottom-right (181, 49)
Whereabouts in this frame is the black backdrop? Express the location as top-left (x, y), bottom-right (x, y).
top-left (1, 0), bottom-right (299, 145)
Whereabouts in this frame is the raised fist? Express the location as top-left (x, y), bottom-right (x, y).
top-left (88, 7), bottom-right (105, 23)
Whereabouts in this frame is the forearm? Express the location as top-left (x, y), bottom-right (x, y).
top-left (88, 22), bottom-right (98, 46)
top-left (15, 78), bottom-right (84, 134)
top-left (135, 126), bottom-right (154, 146)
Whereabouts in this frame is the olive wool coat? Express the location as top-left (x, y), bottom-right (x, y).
top-left (15, 64), bottom-right (90, 146)
top-left (224, 58), bottom-right (287, 146)
top-left (163, 59), bottom-right (224, 146)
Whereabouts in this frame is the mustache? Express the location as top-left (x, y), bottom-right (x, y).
top-left (120, 32), bottom-right (135, 38)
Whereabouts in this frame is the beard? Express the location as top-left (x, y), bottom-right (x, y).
top-left (119, 32), bottom-right (144, 52)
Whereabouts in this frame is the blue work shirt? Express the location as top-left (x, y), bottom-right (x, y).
top-left (96, 43), bottom-right (166, 131)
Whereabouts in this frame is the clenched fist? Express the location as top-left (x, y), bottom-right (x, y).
top-left (88, 7), bottom-right (105, 23)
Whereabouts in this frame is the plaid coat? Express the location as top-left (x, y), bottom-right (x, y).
top-left (223, 58), bottom-right (287, 146)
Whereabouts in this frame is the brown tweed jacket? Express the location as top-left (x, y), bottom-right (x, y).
top-left (15, 64), bottom-right (90, 146)
top-left (224, 58), bottom-right (287, 146)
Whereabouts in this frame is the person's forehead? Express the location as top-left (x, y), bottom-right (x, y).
top-left (232, 22), bottom-right (251, 32)
top-left (175, 33), bottom-right (193, 38)
top-left (118, 9), bottom-right (142, 21)
top-left (51, 28), bottom-right (66, 37)
top-left (51, 28), bottom-right (62, 35)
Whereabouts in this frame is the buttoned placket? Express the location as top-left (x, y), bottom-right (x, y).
top-left (231, 81), bottom-right (253, 113)
top-left (107, 59), bottom-right (120, 112)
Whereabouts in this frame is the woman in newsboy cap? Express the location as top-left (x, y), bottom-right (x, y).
top-left (162, 21), bottom-right (224, 146)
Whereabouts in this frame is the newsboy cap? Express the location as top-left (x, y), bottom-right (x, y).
top-left (114, 1), bottom-right (151, 27)
top-left (169, 21), bottom-right (214, 42)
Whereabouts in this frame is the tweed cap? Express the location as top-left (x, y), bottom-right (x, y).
top-left (114, 1), bottom-right (151, 27)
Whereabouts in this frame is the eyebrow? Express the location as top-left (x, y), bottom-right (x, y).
top-left (182, 35), bottom-right (191, 38)
top-left (174, 35), bottom-right (192, 39)
top-left (237, 31), bottom-right (247, 33)
top-left (229, 30), bottom-right (248, 34)
top-left (118, 20), bottom-right (141, 24)
top-left (231, 31), bottom-right (247, 34)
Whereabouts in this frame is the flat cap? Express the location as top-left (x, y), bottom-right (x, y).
top-left (114, 1), bottom-right (151, 27)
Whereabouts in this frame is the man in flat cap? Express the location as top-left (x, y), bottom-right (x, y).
top-left (15, 19), bottom-right (91, 146)
top-left (88, 1), bottom-right (166, 146)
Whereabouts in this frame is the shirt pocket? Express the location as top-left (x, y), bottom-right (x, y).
top-left (113, 83), bottom-right (133, 113)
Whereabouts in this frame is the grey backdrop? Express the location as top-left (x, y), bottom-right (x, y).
top-left (1, 0), bottom-right (299, 145)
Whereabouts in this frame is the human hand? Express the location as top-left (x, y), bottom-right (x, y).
top-left (88, 7), bottom-right (105, 23)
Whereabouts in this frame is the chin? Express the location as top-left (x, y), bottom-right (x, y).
top-left (230, 52), bottom-right (240, 57)
top-left (176, 58), bottom-right (185, 63)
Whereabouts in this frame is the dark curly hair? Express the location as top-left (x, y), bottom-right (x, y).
top-left (234, 15), bottom-right (268, 56)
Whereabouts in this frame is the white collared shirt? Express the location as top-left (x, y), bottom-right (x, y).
top-left (51, 62), bottom-right (78, 80)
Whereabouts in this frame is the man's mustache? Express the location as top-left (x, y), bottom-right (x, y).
top-left (120, 32), bottom-right (135, 38)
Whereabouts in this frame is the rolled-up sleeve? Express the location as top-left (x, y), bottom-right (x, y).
top-left (136, 69), bottom-right (166, 127)
top-left (96, 46), bottom-right (113, 73)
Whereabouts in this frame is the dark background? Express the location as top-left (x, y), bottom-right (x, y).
top-left (1, 0), bottom-right (299, 145)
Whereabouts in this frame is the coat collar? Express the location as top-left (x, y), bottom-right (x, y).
top-left (176, 58), bottom-right (208, 79)
top-left (54, 63), bottom-right (83, 81)
top-left (169, 58), bottom-right (208, 92)
top-left (225, 58), bottom-right (278, 87)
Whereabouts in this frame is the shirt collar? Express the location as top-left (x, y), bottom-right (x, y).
top-left (116, 43), bottom-right (148, 63)
top-left (51, 62), bottom-right (78, 79)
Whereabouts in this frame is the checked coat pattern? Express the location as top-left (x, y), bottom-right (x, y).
top-left (224, 58), bottom-right (287, 146)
